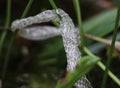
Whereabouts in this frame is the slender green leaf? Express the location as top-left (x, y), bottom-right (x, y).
top-left (83, 47), bottom-right (120, 86)
top-left (0, 0), bottom-right (11, 76)
top-left (56, 56), bottom-right (100, 88)
top-left (73, 0), bottom-right (84, 48)
top-left (87, 32), bottom-right (120, 53)
top-left (5, 0), bottom-right (11, 27)
top-left (2, 30), bottom-right (17, 78)
top-left (49, 0), bottom-right (57, 10)
top-left (49, 0), bottom-right (60, 27)
top-left (84, 8), bottom-right (117, 34)
top-left (101, 5), bottom-right (120, 88)
top-left (83, 8), bottom-right (120, 45)
top-left (0, 31), bottom-right (7, 59)
top-left (21, 0), bottom-right (34, 18)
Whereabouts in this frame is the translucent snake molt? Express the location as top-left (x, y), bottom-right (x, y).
top-left (11, 9), bottom-right (92, 88)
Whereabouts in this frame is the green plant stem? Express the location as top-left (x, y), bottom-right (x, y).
top-left (73, 0), bottom-right (84, 48)
top-left (21, 0), bottom-right (34, 18)
top-left (49, 0), bottom-right (57, 10)
top-left (101, 6), bottom-right (120, 88)
top-left (49, 0), bottom-right (60, 27)
top-left (2, 30), bottom-right (17, 78)
top-left (0, 31), bottom-right (7, 59)
top-left (56, 55), bottom-right (100, 88)
top-left (2, 0), bottom-right (34, 79)
top-left (0, 0), bottom-right (11, 73)
top-left (83, 47), bottom-right (120, 86)
top-left (0, 0), bottom-right (11, 56)
top-left (5, 0), bottom-right (11, 27)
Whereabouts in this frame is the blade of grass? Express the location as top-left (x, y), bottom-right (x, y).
top-left (83, 47), bottom-right (120, 86)
top-left (87, 31), bottom-right (120, 54)
top-left (101, 5), bottom-right (120, 88)
top-left (5, 0), bottom-right (11, 27)
top-left (49, 0), bottom-right (60, 27)
top-left (0, 0), bottom-right (11, 75)
top-left (73, 0), bottom-right (84, 48)
top-left (2, 0), bottom-right (34, 79)
top-left (0, 31), bottom-right (7, 61)
top-left (21, 0), bottom-right (34, 19)
top-left (56, 56), bottom-right (100, 88)
top-left (2, 30), bottom-right (17, 78)
top-left (49, 0), bottom-right (57, 10)
top-left (85, 34), bottom-right (120, 52)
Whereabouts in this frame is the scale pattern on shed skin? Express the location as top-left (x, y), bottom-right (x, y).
top-left (18, 26), bottom-right (61, 40)
top-left (11, 9), bottom-right (92, 88)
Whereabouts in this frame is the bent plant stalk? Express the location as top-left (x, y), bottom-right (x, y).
top-left (11, 9), bottom-right (92, 88)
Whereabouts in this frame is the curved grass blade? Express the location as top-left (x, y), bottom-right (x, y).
top-left (83, 47), bottom-right (120, 86)
top-left (101, 5), bottom-right (120, 88)
top-left (73, 0), bottom-right (84, 48)
top-left (56, 56), bottom-right (100, 88)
